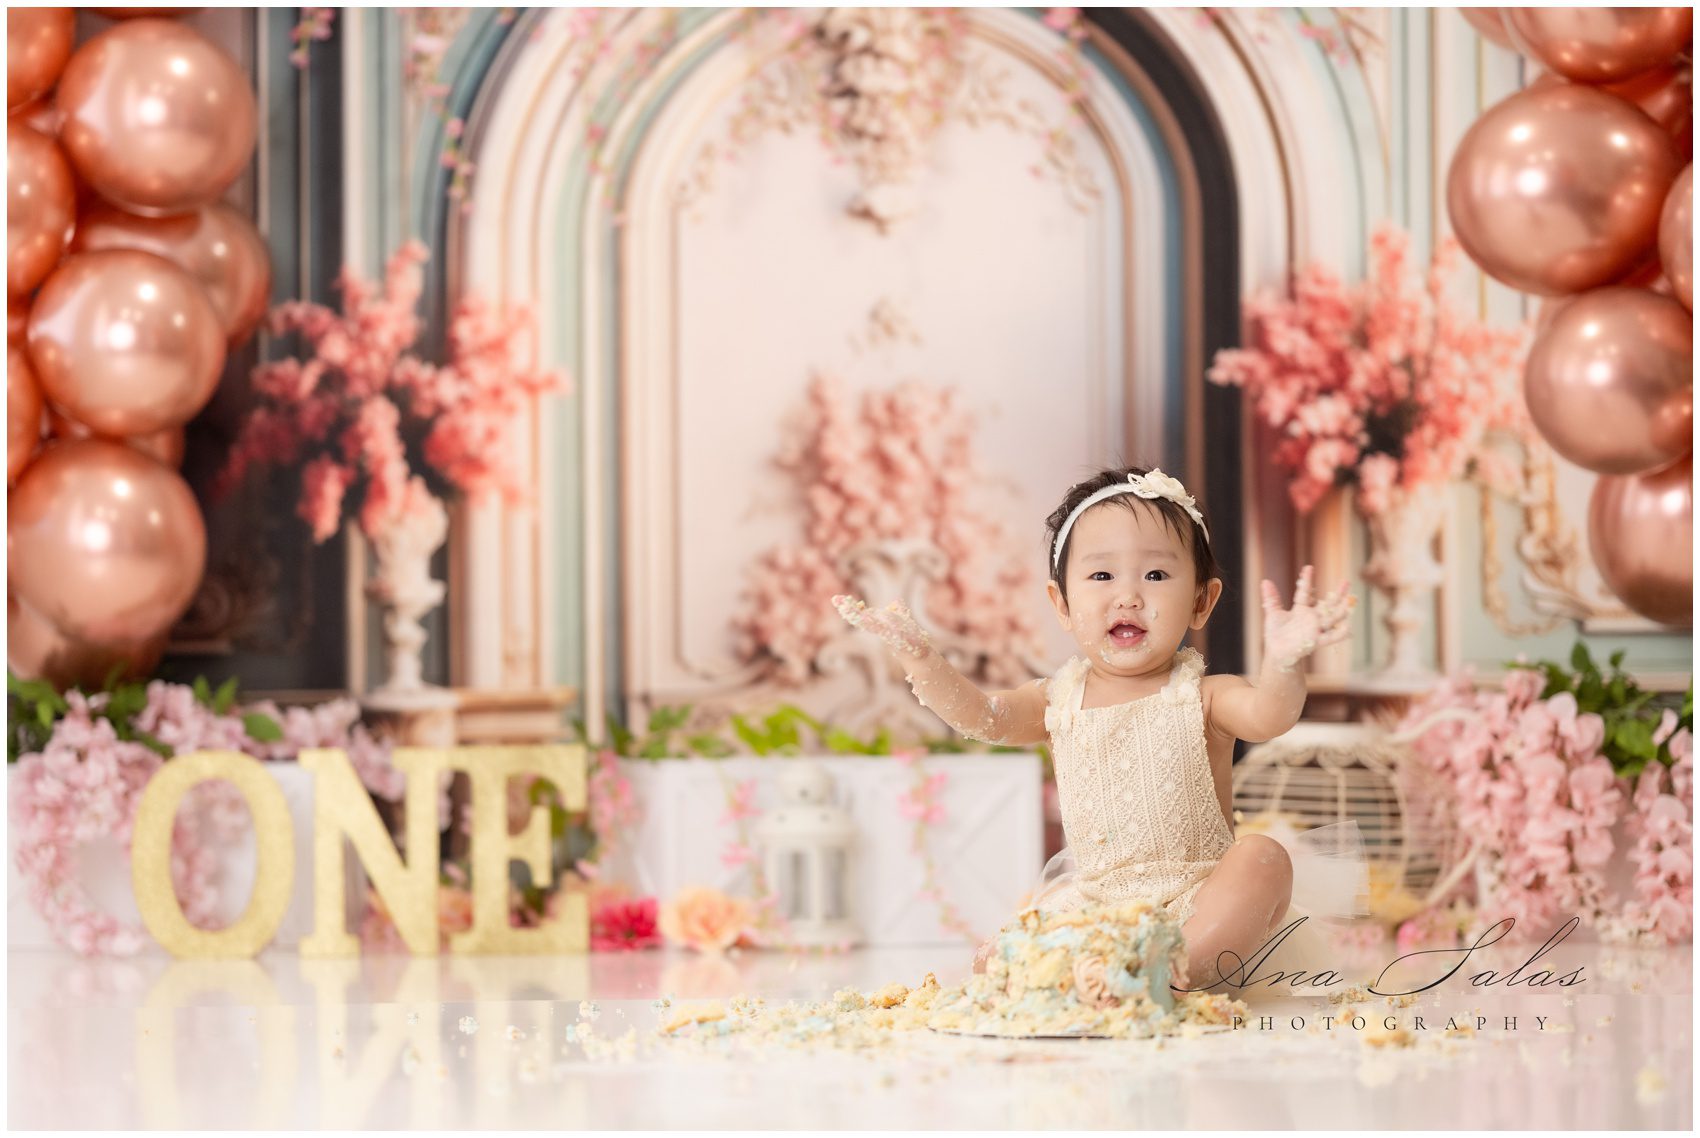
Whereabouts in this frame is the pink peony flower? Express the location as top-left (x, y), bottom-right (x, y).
top-left (658, 887), bottom-right (753, 955)
top-left (590, 896), bottom-right (662, 952)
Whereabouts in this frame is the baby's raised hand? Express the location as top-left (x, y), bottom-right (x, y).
top-left (831, 594), bottom-right (933, 659)
top-left (1261, 565), bottom-right (1355, 672)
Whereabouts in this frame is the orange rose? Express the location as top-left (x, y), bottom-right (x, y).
top-left (1071, 954), bottom-right (1117, 1009)
top-left (659, 887), bottom-right (753, 954)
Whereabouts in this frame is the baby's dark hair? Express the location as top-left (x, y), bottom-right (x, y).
top-left (1044, 466), bottom-right (1221, 604)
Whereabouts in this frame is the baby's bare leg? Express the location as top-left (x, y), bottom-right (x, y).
top-left (1178, 835), bottom-right (1293, 992)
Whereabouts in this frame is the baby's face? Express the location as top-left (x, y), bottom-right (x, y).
top-left (1045, 501), bottom-right (1221, 680)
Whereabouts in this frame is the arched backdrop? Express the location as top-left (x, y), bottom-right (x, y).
top-left (326, 7), bottom-right (1690, 729)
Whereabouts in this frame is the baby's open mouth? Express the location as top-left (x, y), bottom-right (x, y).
top-left (1107, 622), bottom-right (1146, 648)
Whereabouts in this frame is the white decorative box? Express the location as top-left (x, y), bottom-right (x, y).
top-left (8, 761), bottom-right (358, 952)
top-left (602, 754), bottom-right (1044, 946)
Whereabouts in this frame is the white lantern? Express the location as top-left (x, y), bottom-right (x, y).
top-left (755, 761), bottom-right (859, 946)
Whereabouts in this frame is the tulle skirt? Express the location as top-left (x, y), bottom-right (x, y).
top-left (1027, 819), bottom-right (1373, 1000)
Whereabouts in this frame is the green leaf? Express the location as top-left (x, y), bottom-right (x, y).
top-left (133, 729), bottom-right (172, 758)
top-left (686, 733), bottom-right (734, 758)
top-left (1610, 649), bottom-right (1626, 670)
top-left (213, 677), bottom-right (238, 715)
top-left (1569, 641), bottom-right (1591, 675)
top-left (242, 712), bottom-right (284, 743)
top-left (192, 675), bottom-right (212, 706)
top-left (731, 714), bottom-right (768, 756)
top-left (821, 727), bottom-right (863, 754)
top-left (604, 713), bottom-right (633, 757)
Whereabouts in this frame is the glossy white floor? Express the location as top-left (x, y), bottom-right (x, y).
top-left (7, 935), bottom-right (1692, 1129)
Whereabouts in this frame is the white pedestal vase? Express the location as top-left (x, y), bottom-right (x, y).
top-left (1360, 481), bottom-right (1450, 687)
top-left (361, 491), bottom-right (457, 744)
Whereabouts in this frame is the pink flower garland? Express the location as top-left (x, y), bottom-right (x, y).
top-left (1208, 225), bottom-right (1525, 516)
top-left (1401, 668), bottom-right (1693, 945)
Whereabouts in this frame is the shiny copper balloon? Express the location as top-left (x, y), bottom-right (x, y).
top-left (26, 249), bottom-right (225, 436)
top-left (7, 123), bottom-right (76, 297)
top-left (7, 438), bottom-right (206, 643)
top-left (1588, 453), bottom-right (1693, 627)
top-left (7, 8), bottom-right (75, 111)
top-left (91, 8), bottom-right (201, 17)
top-left (71, 201), bottom-right (273, 347)
top-left (1461, 8), bottom-right (1514, 49)
top-left (7, 345), bottom-right (43, 482)
top-left (7, 295), bottom-right (28, 345)
top-left (1447, 83), bottom-right (1683, 295)
top-left (7, 592), bottom-right (166, 691)
top-left (1659, 164), bottom-right (1692, 310)
top-left (1505, 8), bottom-right (1694, 85)
top-left (55, 19), bottom-right (257, 217)
top-left (1525, 287), bottom-right (1694, 475)
top-left (1531, 67), bottom-right (1694, 162)
top-left (46, 406), bottom-right (185, 469)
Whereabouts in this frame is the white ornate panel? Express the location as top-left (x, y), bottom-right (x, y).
top-left (618, 10), bottom-right (1169, 716)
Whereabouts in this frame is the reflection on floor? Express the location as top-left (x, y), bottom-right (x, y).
top-left (7, 936), bottom-right (1692, 1129)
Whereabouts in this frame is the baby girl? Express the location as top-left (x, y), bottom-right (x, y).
top-left (834, 466), bottom-right (1360, 994)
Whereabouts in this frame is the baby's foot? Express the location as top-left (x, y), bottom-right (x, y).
top-left (831, 594), bottom-right (933, 658)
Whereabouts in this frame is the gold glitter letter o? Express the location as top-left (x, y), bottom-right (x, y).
top-left (130, 749), bottom-right (295, 958)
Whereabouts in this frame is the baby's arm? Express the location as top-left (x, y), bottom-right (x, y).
top-left (1207, 565), bottom-right (1355, 742)
top-left (832, 595), bottom-right (1048, 746)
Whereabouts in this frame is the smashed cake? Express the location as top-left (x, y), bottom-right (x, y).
top-left (925, 900), bottom-right (1240, 1039)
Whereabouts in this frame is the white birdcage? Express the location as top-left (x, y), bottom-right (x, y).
top-left (1232, 720), bottom-right (1475, 927)
top-left (755, 761), bottom-right (860, 947)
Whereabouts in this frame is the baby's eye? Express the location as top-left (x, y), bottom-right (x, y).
top-left (1145, 570), bottom-right (1169, 582)
top-left (1088, 571), bottom-right (1112, 582)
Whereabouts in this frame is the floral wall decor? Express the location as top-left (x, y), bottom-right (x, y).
top-left (731, 375), bottom-right (1044, 691)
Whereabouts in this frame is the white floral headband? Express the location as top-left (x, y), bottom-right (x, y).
top-left (1051, 469), bottom-right (1209, 575)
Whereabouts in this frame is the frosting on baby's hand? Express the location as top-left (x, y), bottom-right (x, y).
top-left (1260, 565), bottom-right (1355, 672)
top-left (831, 594), bottom-right (933, 659)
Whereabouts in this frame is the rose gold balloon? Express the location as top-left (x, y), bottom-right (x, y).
top-left (55, 19), bottom-right (257, 217)
top-left (45, 406), bottom-right (185, 468)
top-left (7, 8), bottom-right (74, 111)
top-left (1530, 67), bottom-right (1694, 162)
top-left (1447, 83), bottom-right (1682, 295)
top-left (1461, 8), bottom-right (1514, 49)
top-left (7, 592), bottom-right (166, 691)
top-left (7, 295), bottom-right (27, 345)
top-left (7, 123), bottom-right (76, 297)
top-left (1659, 164), bottom-right (1692, 310)
top-left (1525, 287), bottom-right (1694, 475)
top-left (26, 249), bottom-right (225, 436)
top-left (7, 345), bottom-right (43, 482)
top-left (1588, 453), bottom-right (1693, 627)
top-left (1506, 8), bottom-right (1694, 84)
top-left (7, 438), bottom-right (206, 643)
top-left (91, 8), bottom-right (201, 18)
top-left (71, 201), bottom-right (273, 347)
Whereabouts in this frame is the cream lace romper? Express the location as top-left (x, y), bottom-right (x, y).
top-left (1037, 646), bottom-right (1234, 927)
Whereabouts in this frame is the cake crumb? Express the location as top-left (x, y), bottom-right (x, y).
top-left (458, 1015), bottom-right (479, 1036)
top-left (1636, 1066), bottom-right (1667, 1103)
